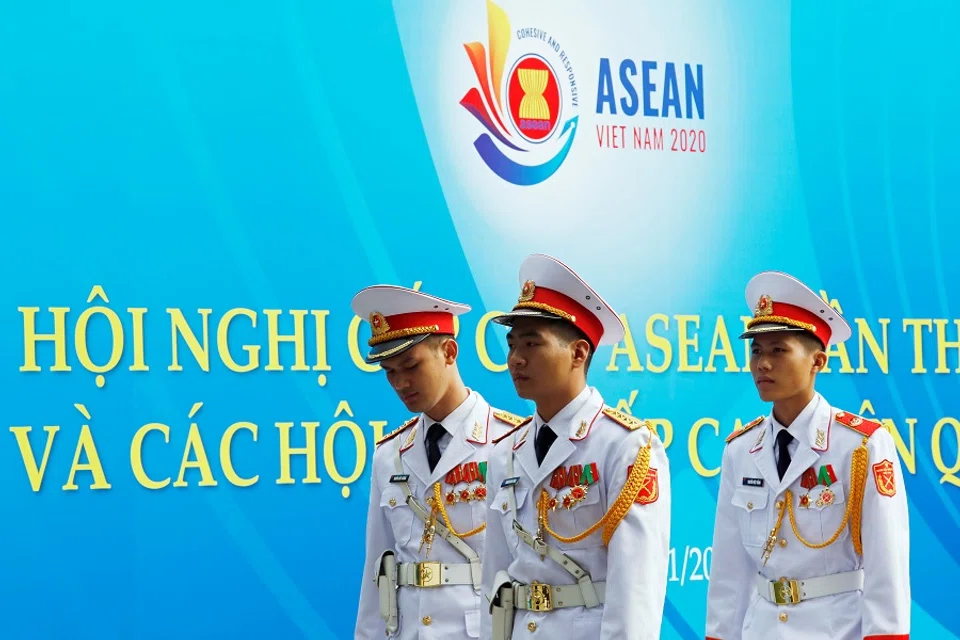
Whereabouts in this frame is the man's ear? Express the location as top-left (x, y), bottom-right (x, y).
top-left (571, 339), bottom-right (591, 370)
top-left (812, 350), bottom-right (828, 373)
top-left (440, 337), bottom-right (459, 365)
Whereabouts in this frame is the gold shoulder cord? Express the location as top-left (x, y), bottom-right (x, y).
top-left (536, 429), bottom-right (653, 547)
top-left (431, 483), bottom-right (485, 538)
top-left (764, 436), bottom-right (869, 561)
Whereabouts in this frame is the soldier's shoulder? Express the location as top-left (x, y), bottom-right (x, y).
top-left (833, 410), bottom-right (884, 438)
top-left (725, 415), bottom-right (765, 444)
top-left (376, 416), bottom-right (418, 448)
top-left (491, 409), bottom-right (526, 428)
top-left (492, 415), bottom-right (533, 445)
top-left (601, 406), bottom-right (650, 433)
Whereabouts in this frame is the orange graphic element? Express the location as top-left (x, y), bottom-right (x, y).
top-left (461, 0), bottom-right (513, 137)
top-left (485, 0), bottom-right (510, 109)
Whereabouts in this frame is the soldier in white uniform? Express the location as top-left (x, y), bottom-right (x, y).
top-left (352, 285), bottom-right (524, 639)
top-left (481, 254), bottom-right (671, 640)
top-left (705, 271), bottom-right (911, 640)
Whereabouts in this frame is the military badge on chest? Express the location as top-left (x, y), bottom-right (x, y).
top-left (546, 463), bottom-right (600, 510)
top-left (799, 464), bottom-right (838, 508)
top-left (443, 461), bottom-right (488, 504)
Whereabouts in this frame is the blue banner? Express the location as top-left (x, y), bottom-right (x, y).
top-left (0, 0), bottom-right (957, 638)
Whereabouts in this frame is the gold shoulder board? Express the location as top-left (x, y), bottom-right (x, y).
top-left (602, 407), bottom-right (646, 431)
top-left (493, 410), bottom-right (525, 427)
top-left (492, 416), bottom-right (533, 444)
top-left (725, 416), bottom-right (764, 443)
top-left (376, 416), bottom-right (418, 447)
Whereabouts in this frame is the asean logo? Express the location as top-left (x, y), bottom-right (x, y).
top-left (507, 55), bottom-right (561, 143)
top-left (460, 0), bottom-right (578, 186)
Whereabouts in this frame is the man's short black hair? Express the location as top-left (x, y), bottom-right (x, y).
top-left (551, 320), bottom-right (594, 373)
top-left (796, 331), bottom-right (826, 354)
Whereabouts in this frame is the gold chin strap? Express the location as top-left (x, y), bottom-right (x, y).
top-left (536, 431), bottom-right (653, 546)
top-left (763, 435), bottom-right (870, 563)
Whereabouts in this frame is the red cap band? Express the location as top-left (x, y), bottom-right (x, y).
top-left (752, 301), bottom-right (832, 346)
top-left (368, 311), bottom-right (454, 346)
top-left (516, 286), bottom-right (603, 348)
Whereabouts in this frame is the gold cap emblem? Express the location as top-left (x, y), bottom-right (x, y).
top-left (369, 311), bottom-right (391, 336)
top-left (754, 294), bottom-right (774, 317)
top-left (518, 280), bottom-right (536, 303)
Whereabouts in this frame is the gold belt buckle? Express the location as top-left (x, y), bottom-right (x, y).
top-left (528, 581), bottom-right (553, 612)
top-left (415, 562), bottom-right (442, 587)
top-left (773, 576), bottom-right (801, 605)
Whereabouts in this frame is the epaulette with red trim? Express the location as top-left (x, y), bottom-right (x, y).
top-left (834, 411), bottom-right (883, 437)
top-left (726, 416), bottom-right (764, 443)
top-left (492, 416), bottom-right (532, 445)
top-left (492, 410), bottom-right (525, 427)
top-left (602, 407), bottom-right (647, 431)
top-left (376, 416), bottom-right (418, 447)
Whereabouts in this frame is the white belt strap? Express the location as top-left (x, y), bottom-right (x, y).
top-left (756, 569), bottom-right (865, 605)
top-left (392, 445), bottom-right (483, 592)
top-left (504, 447), bottom-right (601, 609)
top-left (396, 562), bottom-right (475, 588)
top-left (513, 581), bottom-right (607, 611)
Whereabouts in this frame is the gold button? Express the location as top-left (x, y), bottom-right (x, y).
top-left (502, 501), bottom-right (509, 510)
top-left (527, 622), bottom-right (537, 632)
top-left (389, 498), bottom-right (396, 507)
top-left (776, 500), bottom-right (784, 510)
top-left (779, 538), bottom-right (787, 548)
top-left (746, 501), bottom-right (754, 510)
top-left (422, 616), bottom-right (432, 626)
top-left (779, 612), bottom-right (788, 623)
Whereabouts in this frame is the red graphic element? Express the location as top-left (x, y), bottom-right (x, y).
top-left (801, 468), bottom-right (818, 490)
top-left (445, 491), bottom-right (456, 505)
top-left (635, 468), bottom-right (659, 505)
top-left (462, 42), bottom-right (511, 135)
top-left (566, 465), bottom-right (583, 488)
top-left (873, 459), bottom-right (897, 497)
top-left (799, 494), bottom-right (810, 508)
top-left (463, 462), bottom-right (479, 483)
top-left (590, 462), bottom-right (601, 485)
top-left (823, 464), bottom-right (838, 485)
top-left (445, 465), bottom-right (462, 485)
top-left (550, 467), bottom-right (566, 490)
top-left (506, 55), bottom-right (561, 143)
top-left (475, 485), bottom-right (487, 500)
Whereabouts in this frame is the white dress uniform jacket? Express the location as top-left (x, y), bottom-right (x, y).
top-left (355, 390), bottom-right (521, 639)
top-left (705, 392), bottom-right (910, 640)
top-left (482, 386), bottom-right (671, 640)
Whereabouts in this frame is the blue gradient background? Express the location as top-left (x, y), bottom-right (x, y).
top-left (0, 1), bottom-right (956, 638)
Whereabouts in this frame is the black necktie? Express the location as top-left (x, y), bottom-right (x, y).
top-left (426, 423), bottom-right (445, 472)
top-left (776, 430), bottom-right (794, 480)
top-left (535, 424), bottom-right (557, 466)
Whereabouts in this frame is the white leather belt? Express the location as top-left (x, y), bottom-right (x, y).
top-left (396, 562), bottom-right (475, 588)
top-left (756, 569), bottom-right (864, 605)
top-left (513, 581), bottom-right (607, 611)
